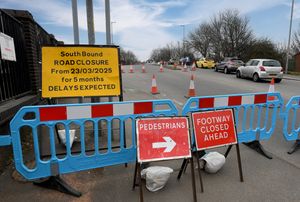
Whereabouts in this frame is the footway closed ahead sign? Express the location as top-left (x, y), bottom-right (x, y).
top-left (136, 117), bottom-right (191, 163)
top-left (42, 46), bottom-right (121, 98)
top-left (192, 109), bottom-right (237, 150)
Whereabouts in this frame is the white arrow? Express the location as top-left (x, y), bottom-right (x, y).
top-left (152, 137), bottom-right (176, 153)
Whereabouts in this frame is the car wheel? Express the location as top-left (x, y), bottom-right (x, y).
top-left (236, 70), bottom-right (241, 78)
top-left (253, 73), bottom-right (259, 82)
top-left (274, 78), bottom-right (282, 83)
top-left (224, 67), bottom-right (229, 74)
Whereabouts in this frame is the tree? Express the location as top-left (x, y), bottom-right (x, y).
top-left (188, 22), bottom-right (211, 57)
top-left (220, 9), bottom-right (254, 59)
top-left (188, 9), bottom-right (254, 61)
top-left (149, 42), bottom-right (195, 63)
top-left (292, 24), bottom-right (300, 54)
top-left (245, 38), bottom-right (285, 65)
top-left (120, 48), bottom-right (139, 65)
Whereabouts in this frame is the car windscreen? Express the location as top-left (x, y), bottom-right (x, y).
top-left (232, 60), bottom-right (244, 64)
top-left (262, 60), bottom-right (281, 67)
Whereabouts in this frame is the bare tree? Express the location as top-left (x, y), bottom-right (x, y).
top-left (120, 48), bottom-right (139, 65)
top-left (188, 22), bottom-right (211, 57)
top-left (220, 10), bottom-right (254, 59)
top-left (292, 25), bottom-right (300, 54)
top-left (149, 42), bottom-right (195, 63)
top-left (188, 9), bottom-right (254, 61)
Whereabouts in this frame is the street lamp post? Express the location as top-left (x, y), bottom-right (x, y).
top-left (285, 0), bottom-right (295, 74)
top-left (180, 25), bottom-right (185, 58)
top-left (111, 21), bottom-right (116, 44)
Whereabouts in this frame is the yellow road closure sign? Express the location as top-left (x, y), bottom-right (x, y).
top-left (42, 46), bottom-right (121, 98)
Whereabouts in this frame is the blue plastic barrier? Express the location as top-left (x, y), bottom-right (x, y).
top-left (182, 92), bottom-right (283, 143)
top-left (282, 96), bottom-right (300, 141)
top-left (0, 99), bottom-right (178, 180)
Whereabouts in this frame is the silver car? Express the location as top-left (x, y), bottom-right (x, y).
top-left (236, 59), bottom-right (283, 83)
top-left (215, 58), bottom-right (244, 74)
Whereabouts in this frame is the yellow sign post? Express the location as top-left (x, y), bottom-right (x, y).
top-left (42, 46), bottom-right (121, 98)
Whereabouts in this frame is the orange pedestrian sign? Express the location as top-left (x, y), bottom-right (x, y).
top-left (192, 109), bottom-right (237, 150)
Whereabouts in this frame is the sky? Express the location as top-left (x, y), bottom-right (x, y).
top-left (1, 0), bottom-right (300, 61)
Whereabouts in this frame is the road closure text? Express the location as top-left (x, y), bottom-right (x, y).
top-left (192, 109), bottom-right (237, 150)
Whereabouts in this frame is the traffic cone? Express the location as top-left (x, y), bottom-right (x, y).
top-left (121, 65), bottom-right (125, 73)
top-left (151, 74), bottom-right (160, 94)
top-left (267, 78), bottom-right (276, 102)
top-left (182, 63), bottom-right (188, 72)
top-left (142, 64), bottom-right (146, 73)
top-left (173, 63), bottom-right (177, 70)
top-left (129, 64), bottom-right (134, 73)
top-left (185, 74), bottom-right (196, 98)
top-left (191, 62), bottom-right (196, 71)
top-left (159, 64), bottom-right (164, 72)
top-left (268, 78), bottom-right (280, 107)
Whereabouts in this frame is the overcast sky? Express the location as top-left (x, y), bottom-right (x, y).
top-left (1, 0), bottom-right (300, 60)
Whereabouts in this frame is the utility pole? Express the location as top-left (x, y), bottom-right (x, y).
top-left (285, 0), bottom-right (294, 74)
top-left (111, 21), bottom-right (116, 44)
top-left (105, 0), bottom-right (111, 45)
top-left (180, 25), bottom-right (185, 57)
top-left (86, 0), bottom-right (97, 103)
top-left (71, 0), bottom-right (79, 44)
top-left (105, 0), bottom-right (113, 103)
top-left (86, 0), bottom-right (95, 45)
top-left (72, 0), bottom-right (82, 103)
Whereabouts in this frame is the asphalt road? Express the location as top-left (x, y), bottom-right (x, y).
top-left (122, 64), bottom-right (300, 104)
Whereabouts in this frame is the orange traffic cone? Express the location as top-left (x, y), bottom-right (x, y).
top-left (173, 63), bottom-right (177, 70)
top-left (182, 63), bottom-right (188, 72)
top-left (151, 74), bottom-right (160, 94)
top-left (267, 78), bottom-right (275, 101)
top-left (159, 64), bottom-right (164, 72)
top-left (121, 65), bottom-right (125, 73)
top-left (142, 64), bottom-right (146, 73)
top-left (129, 64), bottom-right (134, 73)
top-left (191, 62), bottom-right (196, 71)
top-left (185, 74), bottom-right (196, 98)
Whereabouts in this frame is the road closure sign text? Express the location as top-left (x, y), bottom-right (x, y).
top-left (42, 46), bottom-right (120, 98)
top-left (136, 117), bottom-right (191, 163)
top-left (192, 109), bottom-right (237, 150)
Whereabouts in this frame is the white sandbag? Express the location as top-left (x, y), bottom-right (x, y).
top-left (141, 166), bottom-right (173, 192)
top-left (201, 151), bottom-right (226, 174)
top-left (57, 129), bottom-right (75, 148)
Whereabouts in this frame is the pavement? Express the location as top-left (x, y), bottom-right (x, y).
top-left (0, 74), bottom-right (300, 202)
top-left (283, 74), bottom-right (300, 81)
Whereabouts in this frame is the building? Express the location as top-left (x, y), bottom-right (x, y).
top-left (0, 9), bottom-right (62, 172)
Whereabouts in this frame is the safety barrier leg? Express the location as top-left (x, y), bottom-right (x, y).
top-left (243, 140), bottom-right (272, 159)
top-left (287, 139), bottom-right (300, 154)
top-left (32, 98), bottom-right (82, 196)
top-left (33, 176), bottom-right (82, 197)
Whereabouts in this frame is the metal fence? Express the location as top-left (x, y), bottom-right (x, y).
top-left (0, 10), bottom-right (31, 103)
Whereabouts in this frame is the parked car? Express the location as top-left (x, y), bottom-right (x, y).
top-left (215, 58), bottom-right (244, 74)
top-left (180, 57), bottom-right (191, 65)
top-left (196, 58), bottom-right (215, 69)
top-left (236, 59), bottom-right (283, 83)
